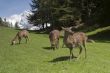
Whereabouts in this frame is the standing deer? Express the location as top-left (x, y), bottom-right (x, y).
top-left (49, 30), bottom-right (60, 50)
top-left (62, 27), bottom-right (88, 60)
top-left (11, 30), bottom-right (29, 45)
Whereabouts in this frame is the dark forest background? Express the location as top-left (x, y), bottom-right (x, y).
top-left (28, 0), bottom-right (110, 30)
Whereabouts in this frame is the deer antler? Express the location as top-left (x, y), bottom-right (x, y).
top-left (73, 23), bottom-right (84, 29)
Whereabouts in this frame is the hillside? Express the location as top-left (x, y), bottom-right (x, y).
top-left (0, 27), bottom-right (110, 73)
top-left (87, 26), bottom-right (110, 42)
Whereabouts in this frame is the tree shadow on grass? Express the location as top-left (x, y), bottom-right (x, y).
top-left (49, 56), bottom-right (70, 62)
top-left (89, 30), bottom-right (110, 43)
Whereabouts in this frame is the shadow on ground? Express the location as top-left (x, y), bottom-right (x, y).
top-left (42, 47), bottom-right (52, 50)
top-left (89, 30), bottom-right (110, 43)
top-left (49, 56), bottom-right (77, 62)
top-left (49, 56), bottom-right (70, 62)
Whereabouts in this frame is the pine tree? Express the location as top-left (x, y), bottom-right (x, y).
top-left (28, 0), bottom-right (110, 30)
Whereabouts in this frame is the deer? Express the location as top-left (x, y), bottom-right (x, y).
top-left (49, 30), bottom-right (60, 50)
top-left (11, 29), bottom-right (29, 45)
top-left (62, 26), bottom-right (88, 60)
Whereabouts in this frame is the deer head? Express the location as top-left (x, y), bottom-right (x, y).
top-left (11, 40), bottom-right (16, 45)
top-left (62, 27), bottom-right (74, 34)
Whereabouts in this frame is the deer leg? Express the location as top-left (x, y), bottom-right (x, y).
top-left (78, 45), bottom-right (83, 59)
top-left (83, 42), bottom-right (87, 58)
top-left (27, 36), bottom-right (29, 41)
top-left (71, 48), bottom-right (77, 59)
top-left (71, 50), bottom-right (74, 59)
top-left (25, 37), bottom-right (28, 43)
top-left (51, 44), bottom-right (55, 50)
top-left (69, 48), bottom-right (73, 60)
top-left (56, 39), bottom-right (59, 49)
top-left (69, 49), bottom-right (72, 60)
top-left (62, 43), bottom-right (64, 48)
top-left (18, 37), bottom-right (21, 44)
top-left (79, 46), bottom-right (83, 55)
top-left (51, 46), bottom-right (55, 50)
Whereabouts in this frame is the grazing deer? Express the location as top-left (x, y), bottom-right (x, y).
top-left (62, 27), bottom-right (88, 60)
top-left (49, 30), bottom-right (60, 50)
top-left (11, 30), bottom-right (29, 45)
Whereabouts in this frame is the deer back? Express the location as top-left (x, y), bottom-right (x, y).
top-left (62, 27), bottom-right (87, 48)
top-left (71, 32), bottom-right (87, 44)
top-left (18, 30), bottom-right (29, 38)
top-left (49, 30), bottom-right (60, 44)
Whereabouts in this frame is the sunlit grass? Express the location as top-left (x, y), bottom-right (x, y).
top-left (0, 27), bottom-right (110, 73)
top-left (86, 26), bottom-right (110, 36)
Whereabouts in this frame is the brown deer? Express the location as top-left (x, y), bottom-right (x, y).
top-left (62, 27), bottom-right (88, 60)
top-left (49, 30), bottom-right (60, 50)
top-left (11, 30), bottom-right (29, 45)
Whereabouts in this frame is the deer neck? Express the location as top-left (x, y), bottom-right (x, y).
top-left (12, 33), bottom-right (18, 42)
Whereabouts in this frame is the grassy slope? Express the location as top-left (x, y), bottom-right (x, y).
top-left (0, 27), bottom-right (110, 73)
top-left (87, 26), bottom-right (110, 42)
top-left (87, 26), bottom-right (110, 36)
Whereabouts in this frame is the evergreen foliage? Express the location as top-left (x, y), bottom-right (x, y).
top-left (28, 0), bottom-right (110, 30)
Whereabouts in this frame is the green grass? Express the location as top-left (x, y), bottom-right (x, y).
top-left (0, 27), bottom-right (110, 73)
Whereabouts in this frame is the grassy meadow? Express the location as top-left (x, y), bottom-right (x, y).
top-left (0, 26), bottom-right (110, 73)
